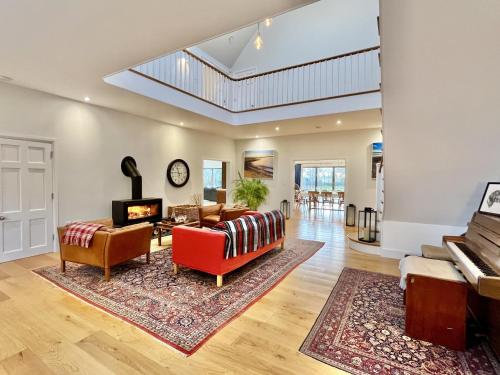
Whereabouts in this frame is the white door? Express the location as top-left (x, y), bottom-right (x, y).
top-left (0, 138), bottom-right (54, 262)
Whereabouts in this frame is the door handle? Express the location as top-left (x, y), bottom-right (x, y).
top-left (0, 216), bottom-right (6, 221)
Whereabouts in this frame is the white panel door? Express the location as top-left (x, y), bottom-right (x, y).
top-left (0, 138), bottom-right (53, 262)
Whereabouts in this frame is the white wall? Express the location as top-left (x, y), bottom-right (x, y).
top-left (231, 0), bottom-right (379, 74)
top-left (380, 0), bottom-right (500, 257)
top-left (235, 128), bottom-right (381, 213)
top-left (0, 82), bottom-right (236, 225)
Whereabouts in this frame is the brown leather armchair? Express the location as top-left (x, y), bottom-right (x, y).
top-left (58, 219), bottom-right (153, 281)
top-left (199, 204), bottom-right (249, 228)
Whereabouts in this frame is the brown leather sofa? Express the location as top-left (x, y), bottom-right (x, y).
top-left (58, 219), bottom-right (153, 281)
top-left (198, 204), bottom-right (249, 228)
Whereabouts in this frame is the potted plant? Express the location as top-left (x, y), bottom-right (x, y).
top-left (233, 173), bottom-right (269, 211)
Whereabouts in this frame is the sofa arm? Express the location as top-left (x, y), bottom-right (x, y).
top-left (172, 226), bottom-right (226, 275)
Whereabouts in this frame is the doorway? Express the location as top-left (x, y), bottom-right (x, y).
top-left (0, 137), bottom-right (54, 262)
top-left (293, 159), bottom-right (346, 221)
top-left (203, 160), bottom-right (228, 205)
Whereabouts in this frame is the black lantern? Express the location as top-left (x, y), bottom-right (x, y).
top-left (280, 200), bottom-right (291, 219)
top-left (358, 207), bottom-right (377, 242)
top-left (345, 204), bottom-right (356, 227)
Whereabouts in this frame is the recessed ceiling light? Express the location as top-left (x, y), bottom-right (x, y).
top-left (255, 135), bottom-right (259, 138)
top-left (0, 75), bottom-right (12, 82)
top-left (180, 122), bottom-right (184, 126)
top-left (264, 18), bottom-right (273, 27)
top-left (336, 120), bottom-right (342, 125)
top-left (275, 127), bottom-right (280, 131)
top-left (84, 96), bottom-right (90, 102)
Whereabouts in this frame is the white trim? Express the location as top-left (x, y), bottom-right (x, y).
top-left (0, 133), bottom-right (58, 254)
top-left (380, 220), bottom-right (467, 259)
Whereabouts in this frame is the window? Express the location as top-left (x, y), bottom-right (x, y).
top-left (300, 166), bottom-right (345, 192)
top-left (203, 168), bottom-right (222, 188)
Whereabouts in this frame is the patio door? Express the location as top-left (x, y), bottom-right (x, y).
top-left (0, 137), bottom-right (54, 262)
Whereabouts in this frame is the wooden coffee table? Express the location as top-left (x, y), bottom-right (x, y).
top-left (155, 220), bottom-right (200, 246)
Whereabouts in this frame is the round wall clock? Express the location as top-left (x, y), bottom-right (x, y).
top-left (167, 159), bottom-right (190, 187)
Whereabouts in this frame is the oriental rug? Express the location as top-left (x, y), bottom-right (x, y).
top-left (34, 238), bottom-right (323, 355)
top-left (300, 268), bottom-right (499, 375)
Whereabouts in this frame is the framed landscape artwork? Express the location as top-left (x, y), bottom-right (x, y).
top-left (478, 182), bottom-right (500, 217)
top-left (244, 150), bottom-right (274, 179)
top-left (371, 142), bottom-right (383, 179)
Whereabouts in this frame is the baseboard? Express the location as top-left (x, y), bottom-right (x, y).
top-left (380, 220), bottom-right (467, 259)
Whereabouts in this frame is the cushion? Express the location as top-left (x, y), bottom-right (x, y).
top-left (399, 255), bottom-right (465, 289)
top-left (421, 244), bottom-right (452, 261)
top-left (200, 204), bottom-right (223, 216)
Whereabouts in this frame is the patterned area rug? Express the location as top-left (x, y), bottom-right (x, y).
top-left (300, 268), bottom-right (500, 375)
top-left (34, 238), bottom-right (323, 355)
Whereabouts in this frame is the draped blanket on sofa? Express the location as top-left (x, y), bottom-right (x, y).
top-left (214, 210), bottom-right (285, 259)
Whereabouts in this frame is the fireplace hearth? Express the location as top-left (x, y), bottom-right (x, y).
top-left (113, 156), bottom-right (162, 226)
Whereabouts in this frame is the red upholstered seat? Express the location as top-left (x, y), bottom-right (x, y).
top-left (172, 213), bottom-right (285, 287)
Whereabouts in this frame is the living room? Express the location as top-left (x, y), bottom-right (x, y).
top-left (0, 0), bottom-right (500, 374)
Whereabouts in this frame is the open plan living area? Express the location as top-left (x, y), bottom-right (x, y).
top-left (0, 0), bottom-right (499, 374)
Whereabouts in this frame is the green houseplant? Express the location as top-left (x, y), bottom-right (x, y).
top-left (233, 172), bottom-right (269, 210)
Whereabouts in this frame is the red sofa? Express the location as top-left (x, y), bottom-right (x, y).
top-left (172, 214), bottom-right (285, 287)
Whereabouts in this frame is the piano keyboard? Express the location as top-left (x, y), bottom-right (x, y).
top-left (453, 242), bottom-right (498, 277)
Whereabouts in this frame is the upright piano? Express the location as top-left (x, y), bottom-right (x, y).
top-left (443, 211), bottom-right (500, 356)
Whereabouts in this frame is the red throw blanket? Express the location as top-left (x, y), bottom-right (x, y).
top-left (214, 210), bottom-right (285, 259)
top-left (63, 222), bottom-right (104, 248)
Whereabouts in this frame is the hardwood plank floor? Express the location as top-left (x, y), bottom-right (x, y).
top-left (0, 209), bottom-right (399, 374)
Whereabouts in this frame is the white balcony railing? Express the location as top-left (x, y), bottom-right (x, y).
top-left (131, 46), bottom-right (380, 113)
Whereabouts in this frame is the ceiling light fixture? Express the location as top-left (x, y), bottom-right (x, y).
top-left (336, 120), bottom-right (342, 125)
top-left (255, 135), bottom-right (259, 138)
top-left (275, 127), bottom-right (280, 131)
top-left (84, 96), bottom-right (90, 102)
top-left (264, 18), bottom-right (272, 27)
top-left (254, 23), bottom-right (263, 50)
top-left (180, 122), bottom-right (184, 126)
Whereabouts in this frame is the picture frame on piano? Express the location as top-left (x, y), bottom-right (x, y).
top-left (478, 182), bottom-right (500, 217)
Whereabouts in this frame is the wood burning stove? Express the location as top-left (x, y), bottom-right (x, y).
top-left (112, 198), bottom-right (162, 226)
top-left (113, 156), bottom-right (163, 226)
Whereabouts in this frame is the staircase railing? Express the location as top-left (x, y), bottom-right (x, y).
top-left (130, 46), bottom-right (380, 113)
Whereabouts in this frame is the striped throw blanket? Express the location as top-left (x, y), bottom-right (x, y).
top-left (63, 222), bottom-right (104, 248)
top-left (214, 210), bottom-right (285, 259)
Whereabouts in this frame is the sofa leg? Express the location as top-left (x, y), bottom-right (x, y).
top-left (217, 275), bottom-right (223, 287)
top-left (173, 263), bottom-right (178, 275)
top-left (281, 239), bottom-right (285, 250)
top-left (104, 267), bottom-right (111, 282)
top-left (60, 260), bottom-right (66, 273)
top-left (146, 252), bottom-right (150, 264)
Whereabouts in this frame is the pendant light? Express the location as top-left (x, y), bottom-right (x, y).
top-left (254, 23), bottom-right (263, 50)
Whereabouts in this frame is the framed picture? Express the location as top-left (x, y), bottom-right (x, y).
top-left (478, 182), bottom-right (500, 216)
top-left (244, 150), bottom-right (274, 179)
top-left (371, 142), bottom-right (383, 179)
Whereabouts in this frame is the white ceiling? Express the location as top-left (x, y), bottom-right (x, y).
top-left (0, 0), bottom-right (313, 135)
top-left (196, 25), bottom-right (257, 69)
top-left (0, 0), bottom-right (381, 139)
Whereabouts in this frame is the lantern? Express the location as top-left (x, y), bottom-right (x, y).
top-left (280, 200), bottom-right (291, 220)
top-left (345, 204), bottom-right (356, 227)
top-left (358, 207), bottom-right (377, 242)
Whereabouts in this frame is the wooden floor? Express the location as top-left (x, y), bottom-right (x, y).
top-left (0, 209), bottom-right (399, 375)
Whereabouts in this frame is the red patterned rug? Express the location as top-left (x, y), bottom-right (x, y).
top-left (300, 268), bottom-right (500, 375)
top-left (34, 238), bottom-right (323, 355)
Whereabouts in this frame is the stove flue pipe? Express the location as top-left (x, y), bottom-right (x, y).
top-left (121, 156), bottom-right (142, 200)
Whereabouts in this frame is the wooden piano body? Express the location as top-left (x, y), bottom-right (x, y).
top-left (443, 211), bottom-right (500, 356)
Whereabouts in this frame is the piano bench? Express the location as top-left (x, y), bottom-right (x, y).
top-left (400, 256), bottom-right (467, 351)
top-left (421, 244), bottom-right (453, 261)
